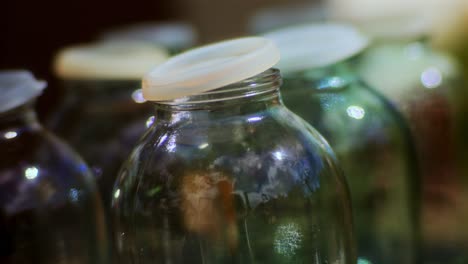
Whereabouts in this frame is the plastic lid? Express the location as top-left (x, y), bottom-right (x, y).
top-left (264, 23), bottom-right (369, 73)
top-left (54, 41), bottom-right (169, 80)
top-left (101, 22), bottom-right (197, 51)
top-left (143, 37), bottom-right (280, 101)
top-left (328, 0), bottom-right (438, 39)
top-left (0, 70), bottom-right (46, 113)
top-left (248, 3), bottom-right (328, 34)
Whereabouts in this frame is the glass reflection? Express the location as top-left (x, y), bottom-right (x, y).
top-left (24, 166), bottom-right (39, 180)
top-left (421, 67), bottom-right (443, 89)
top-left (4, 131), bottom-right (17, 139)
top-left (132, 89), bottom-right (146, 103)
top-left (346, 105), bottom-right (366, 120)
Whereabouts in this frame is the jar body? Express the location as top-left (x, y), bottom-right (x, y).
top-left (357, 41), bottom-right (467, 263)
top-left (112, 95), bottom-right (355, 264)
top-left (0, 106), bottom-right (108, 264)
top-left (281, 64), bottom-right (419, 264)
top-left (49, 80), bottom-right (153, 204)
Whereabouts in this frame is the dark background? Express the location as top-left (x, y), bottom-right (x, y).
top-left (1, 0), bottom-right (310, 119)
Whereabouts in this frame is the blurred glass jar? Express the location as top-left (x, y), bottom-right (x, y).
top-left (112, 37), bottom-right (356, 264)
top-left (51, 41), bottom-right (169, 205)
top-left (0, 70), bottom-right (108, 264)
top-left (248, 2), bottom-right (327, 34)
top-left (100, 22), bottom-right (197, 54)
top-left (328, 0), bottom-right (467, 262)
top-left (266, 24), bottom-right (419, 264)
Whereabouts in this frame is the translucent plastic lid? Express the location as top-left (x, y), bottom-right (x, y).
top-left (54, 41), bottom-right (169, 80)
top-left (328, 0), bottom-right (438, 39)
top-left (143, 37), bottom-right (280, 101)
top-left (0, 70), bottom-right (46, 113)
top-left (101, 22), bottom-right (197, 51)
top-left (264, 23), bottom-right (369, 73)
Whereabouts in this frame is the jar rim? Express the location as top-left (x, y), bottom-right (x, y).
top-left (154, 68), bottom-right (282, 106)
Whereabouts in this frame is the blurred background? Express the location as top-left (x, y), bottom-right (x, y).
top-left (1, 0), bottom-right (317, 119)
top-left (3, 0), bottom-right (468, 263)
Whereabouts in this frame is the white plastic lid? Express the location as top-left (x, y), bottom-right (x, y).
top-left (143, 37), bottom-right (280, 101)
top-left (248, 3), bottom-right (328, 34)
top-left (0, 70), bottom-right (46, 113)
top-left (54, 41), bottom-right (169, 80)
top-left (328, 0), bottom-right (438, 40)
top-left (101, 22), bottom-right (197, 51)
top-left (264, 23), bottom-right (369, 73)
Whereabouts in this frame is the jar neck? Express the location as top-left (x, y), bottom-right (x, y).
top-left (282, 60), bottom-right (358, 92)
top-left (0, 102), bottom-right (41, 134)
top-left (152, 69), bottom-right (283, 122)
top-left (62, 79), bottom-right (143, 101)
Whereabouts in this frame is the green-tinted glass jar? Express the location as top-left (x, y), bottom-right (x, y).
top-left (327, 0), bottom-right (468, 260)
top-left (357, 39), bottom-right (467, 263)
top-left (266, 24), bottom-right (419, 264)
top-left (112, 37), bottom-right (356, 264)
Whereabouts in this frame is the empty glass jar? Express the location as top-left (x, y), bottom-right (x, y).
top-left (112, 37), bottom-right (355, 264)
top-left (266, 24), bottom-right (419, 264)
top-left (51, 41), bottom-right (169, 205)
top-left (0, 70), bottom-right (108, 264)
top-left (328, 1), bottom-right (468, 261)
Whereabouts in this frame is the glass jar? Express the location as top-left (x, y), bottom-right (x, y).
top-left (265, 24), bottom-right (419, 264)
top-left (112, 37), bottom-right (356, 264)
top-left (327, 1), bottom-right (468, 260)
top-left (51, 41), bottom-right (169, 206)
top-left (0, 71), bottom-right (108, 264)
top-left (357, 39), bottom-right (465, 263)
top-left (100, 22), bottom-right (198, 54)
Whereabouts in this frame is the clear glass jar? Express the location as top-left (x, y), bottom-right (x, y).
top-left (281, 61), bottom-right (419, 264)
top-left (357, 39), bottom-right (466, 263)
top-left (51, 41), bottom-right (169, 206)
top-left (0, 74), bottom-right (108, 264)
top-left (112, 69), bottom-right (355, 264)
top-left (49, 80), bottom-right (152, 204)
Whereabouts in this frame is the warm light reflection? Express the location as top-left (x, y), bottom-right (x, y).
top-left (24, 166), bottom-right (39, 180)
top-left (114, 189), bottom-right (121, 199)
top-left (146, 116), bottom-right (155, 128)
top-left (132, 89), bottom-right (146, 104)
top-left (4, 131), bottom-right (17, 139)
top-left (421, 67), bottom-right (442, 89)
top-left (346, 105), bottom-right (365, 120)
top-left (274, 222), bottom-right (303, 257)
top-left (198, 143), bottom-right (209, 149)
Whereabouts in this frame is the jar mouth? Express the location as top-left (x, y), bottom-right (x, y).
top-left (155, 68), bottom-right (282, 106)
